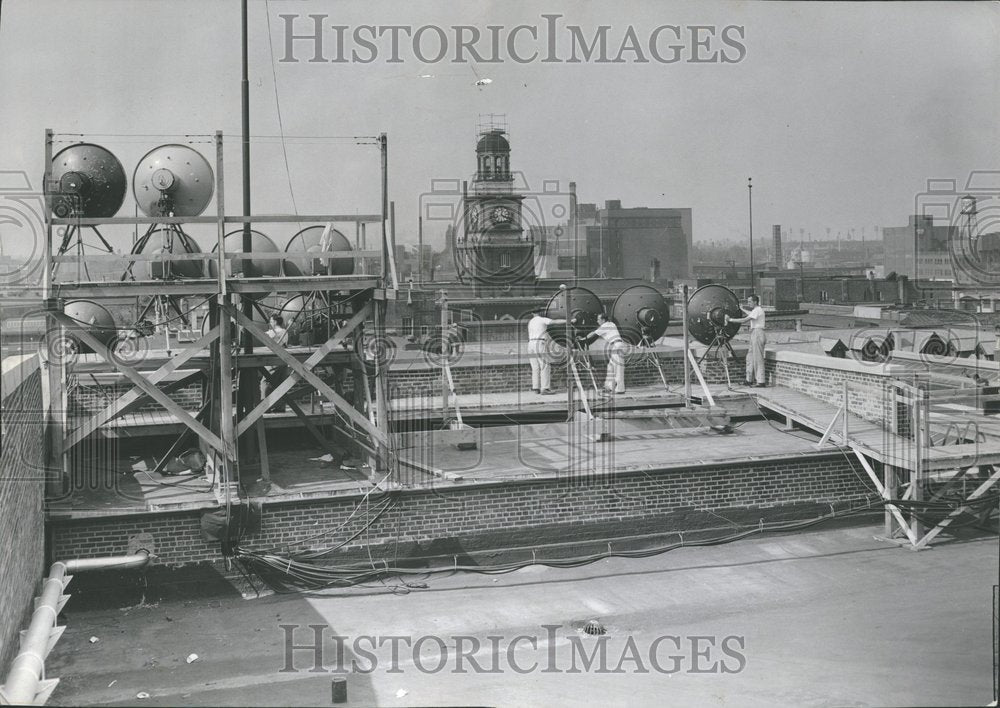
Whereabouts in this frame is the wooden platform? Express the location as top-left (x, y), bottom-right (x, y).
top-left (46, 445), bottom-right (378, 518)
top-left (752, 385), bottom-right (1000, 472)
top-left (395, 418), bottom-right (828, 483)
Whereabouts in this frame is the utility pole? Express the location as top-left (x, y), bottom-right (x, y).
top-left (238, 0), bottom-right (259, 467)
top-left (417, 215), bottom-right (423, 284)
top-left (438, 290), bottom-right (449, 421)
top-left (747, 177), bottom-right (754, 294)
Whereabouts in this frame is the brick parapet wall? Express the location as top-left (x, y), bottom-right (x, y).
top-left (766, 350), bottom-right (901, 425)
top-left (49, 451), bottom-right (872, 568)
top-left (67, 348), bottom-right (746, 417)
top-left (0, 355), bottom-right (47, 671)
top-left (64, 342), bottom-right (917, 437)
top-left (387, 349), bottom-right (741, 398)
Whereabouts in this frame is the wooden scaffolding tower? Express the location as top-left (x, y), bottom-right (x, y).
top-left (40, 129), bottom-right (398, 517)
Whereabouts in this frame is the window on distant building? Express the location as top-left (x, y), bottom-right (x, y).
top-left (500, 252), bottom-right (511, 268)
top-left (402, 317), bottom-right (413, 335)
top-left (420, 325), bottom-right (429, 335)
top-left (820, 289), bottom-right (829, 302)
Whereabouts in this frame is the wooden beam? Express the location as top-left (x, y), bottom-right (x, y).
top-left (884, 464), bottom-right (896, 537)
top-left (230, 305), bottom-right (386, 449)
top-left (569, 356), bottom-right (594, 420)
top-left (51, 214), bottom-right (383, 226)
top-left (213, 129), bottom-right (227, 297)
top-left (926, 467), bottom-right (973, 503)
top-left (71, 348), bottom-right (353, 373)
top-left (234, 305), bottom-right (370, 435)
top-left (217, 293), bottom-right (238, 473)
top-left (686, 349), bottom-right (716, 407)
top-left (912, 466), bottom-right (1000, 550)
top-left (259, 367), bottom-right (341, 457)
top-left (255, 420), bottom-right (270, 483)
top-left (151, 401), bottom-right (210, 475)
top-left (49, 276), bottom-right (380, 298)
top-left (228, 278), bottom-right (377, 294)
top-left (350, 355), bottom-right (369, 420)
top-left (853, 448), bottom-right (918, 545)
top-left (81, 368), bottom-right (202, 432)
top-left (63, 328), bottom-right (219, 451)
top-left (51, 312), bottom-right (226, 455)
top-left (817, 405), bottom-right (843, 447)
top-left (52, 249), bottom-right (380, 264)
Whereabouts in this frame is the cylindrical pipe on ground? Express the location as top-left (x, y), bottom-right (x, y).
top-left (1, 552), bottom-right (150, 706)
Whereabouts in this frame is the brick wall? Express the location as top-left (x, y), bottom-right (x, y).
top-left (68, 377), bottom-right (204, 417)
top-left (767, 350), bottom-right (898, 424)
top-left (388, 348), bottom-right (741, 399)
top-left (49, 451), bottom-right (872, 568)
top-left (67, 348), bottom-right (745, 417)
top-left (0, 355), bottom-right (47, 671)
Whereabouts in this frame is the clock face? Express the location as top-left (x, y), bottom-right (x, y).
top-left (491, 206), bottom-right (513, 224)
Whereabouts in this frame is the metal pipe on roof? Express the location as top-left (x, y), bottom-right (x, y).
top-left (0, 551), bottom-right (150, 705)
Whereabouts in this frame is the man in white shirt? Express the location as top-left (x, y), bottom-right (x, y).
top-left (527, 310), bottom-right (566, 394)
top-left (266, 314), bottom-right (289, 347)
top-left (262, 314), bottom-right (290, 410)
top-left (726, 295), bottom-right (767, 387)
top-left (583, 313), bottom-right (627, 395)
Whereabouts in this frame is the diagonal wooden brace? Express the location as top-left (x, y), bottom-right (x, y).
top-left (912, 465), bottom-right (1000, 550)
top-left (232, 304), bottom-right (373, 440)
top-left (686, 348), bottom-right (716, 407)
top-left (50, 313), bottom-right (226, 455)
top-left (64, 327), bottom-right (219, 452)
top-left (259, 367), bottom-right (342, 457)
top-left (229, 305), bottom-right (386, 449)
top-left (853, 447), bottom-right (918, 546)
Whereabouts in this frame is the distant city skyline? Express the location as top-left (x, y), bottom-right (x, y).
top-left (1, 1), bottom-right (997, 258)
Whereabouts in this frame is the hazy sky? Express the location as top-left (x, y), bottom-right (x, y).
top-left (1, 0), bottom-right (998, 255)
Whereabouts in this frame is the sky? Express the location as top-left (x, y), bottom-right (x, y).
top-left (1, 0), bottom-right (998, 256)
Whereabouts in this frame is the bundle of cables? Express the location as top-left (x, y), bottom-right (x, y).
top-left (231, 493), bottom-right (909, 594)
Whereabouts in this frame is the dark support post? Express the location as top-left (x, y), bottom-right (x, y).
top-left (241, 0), bottom-right (252, 265)
top-left (380, 133), bottom-right (388, 283)
top-left (43, 129), bottom-right (67, 493)
top-left (439, 290), bottom-right (448, 422)
top-left (238, 0), bottom-right (259, 466)
top-left (682, 284), bottom-right (691, 406)
top-left (219, 294), bottom-right (237, 506)
top-left (748, 177), bottom-right (754, 295)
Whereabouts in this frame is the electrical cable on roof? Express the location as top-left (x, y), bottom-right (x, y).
top-left (231, 495), bottom-right (898, 594)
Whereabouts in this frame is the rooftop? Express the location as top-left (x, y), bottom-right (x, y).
top-left (44, 525), bottom-right (998, 706)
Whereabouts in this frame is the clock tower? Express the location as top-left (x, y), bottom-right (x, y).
top-left (456, 119), bottom-right (536, 296)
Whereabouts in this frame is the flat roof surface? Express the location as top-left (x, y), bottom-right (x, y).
top-left (48, 417), bottom-right (823, 517)
top-left (399, 419), bottom-right (826, 483)
top-left (45, 525), bottom-right (999, 707)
